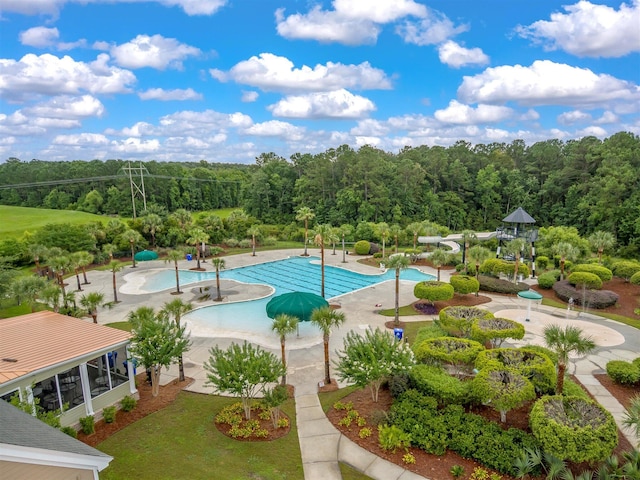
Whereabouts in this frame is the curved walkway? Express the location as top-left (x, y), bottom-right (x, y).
top-left (80, 249), bottom-right (639, 478)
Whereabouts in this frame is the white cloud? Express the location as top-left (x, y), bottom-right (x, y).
top-left (111, 137), bottom-right (160, 153)
top-left (109, 34), bottom-right (200, 70)
top-left (516, 0), bottom-right (640, 57)
top-left (396, 10), bottom-right (468, 46)
top-left (1, 0), bottom-right (227, 16)
top-left (576, 125), bottom-right (608, 137)
top-left (210, 53), bottom-right (392, 93)
top-left (52, 133), bottom-right (110, 145)
top-left (434, 100), bottom-right (513, 124)
top-left (241, 91), bottom-right (259, 102)
top-left (268, 89), bottom-right (376, 119)
top-left (24, 94), bottom-right (104, 119)
top-left (105, 121), bottom-right (157, 137)
top-left (557, 110), bottom-right (591, 125)
top-left (438, 41), bottom-right (489, 68)
top-left (595, 111), bottom-right (618, 124)
top-left (138, 88), bottom-right (202, 101)
top-left (157, 0), bottom-right (227, 15)
top-left (0, 53), bottom-right (136, 101)
top-left (19, 26), bottom-right (59, 47)
top-left (332, 0), bottom-right (427, 23)
top-left (158, 109), bottom-right (253, 134)
top-left (458, 60), bottom-right (640, 108)
top-left (243, 120), bottom-right (306, 140)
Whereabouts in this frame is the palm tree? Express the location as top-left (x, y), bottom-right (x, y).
top-left (389, 224), bottom-right (403, 254)
top-left (48, 255), bottom-right (70, 296)
top-left (376, 222), bottom-right (391, 258)
top-left (247, 225), bottom-right (261, 257)
top-left (142, 213), bottom-right (163, 247)
top-left (109, 261), bottom-right (122, 303)
top-left (211, 257), bottom-right (226, 301)
top-left (295, 206), bottom-right (315, 256)
top-left (76, 251), bottom-right (94, 284)
top-left (429, 248), bottom-right (449, 282)
top-left (69, 252), bottom-right (84, 291)
top-left (29, 244), bottom-right (49, 276)
top-left (553, 242), bottom-right (579, 280)
top-left (468, 245), bottom-right (492, 279)
top-left (102, 243), bottom-right (117, 262)
top-left (505, 238), bottom-right (527, 283)
top-left (41, 283), bottom-right (63, 312)
top-left (271, 314), bottom-right (298, 385)
top-left (588, 231), bottom-right (616, 264)
top-left (165, 249), bottom-right (185, 294)
top-left (460, 229), bottom-right (477, 273)
top-left (80, 292), bottom-right (105, 323)
top-left (121, 229), bottom-right (143, 268)
top-left (543, 324), bottom-right (596, 394)
top-left (406, 222), bottom-right (424, 250)
top-left (10, 276), bottom-right (47, 312)
top-left (161, 298), bottom-right (193, 382)
top-left (622, 394), bottom-right (640, 441)
top-left (314, 224), bottom-right (332, 298)
top-left (328, 227), bottom-right (340, 255)
top-left (385, 254), bottom-right (410, 326)
top-left (311, 306), bottom-right (346, 385)
top-left (186, 227), bottom-right (209, 270)
top-left (338, 224), bottom-right (354, 263)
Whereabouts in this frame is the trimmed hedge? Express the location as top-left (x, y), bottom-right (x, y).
top-left (479, 275), bottom-right (530, 294)
top-left (470, 318), bottom-right (525, 349)
top-left (522, 345), bottom-right (558, 365)
top-left (409, 364), bottom-right (470, 405)
top-left (470, 367), bottom-right (536, 422)
top-left (552, 280), bottom-right (619, 308)
top-left (413, 337), bottom-right (485, 368)
top-left (479, 258), bottom-right (529, 278)
top-left (414, 281), bottom-right (454, 303)
top-left (536, 255), bottom-right (550, 270)
top-left (612, 260), bottom-right (640, 280)
top-left (567, 271), bottom-right (603, 290)
top-left (630, 271), bottom-right (640, 285)
top-left (450, 275), bottom-right (480, 295)
top-left (606, 360), bottom-right (640, 385)
top-left (530, 396), bottom-right (618, 463)
top-left (438, 306), bottom-right (494, 338)
top-left (570, 264), bottom-right (613, 282)
top-left (413, 324), bottom-right (450, 345)
top-left (537, 270), bottom-right (561, 289)
top-left (354, 240), bottom-right (371, 255)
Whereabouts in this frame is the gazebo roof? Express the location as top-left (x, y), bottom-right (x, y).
top-left (502, 207), bottom-right (536, 224)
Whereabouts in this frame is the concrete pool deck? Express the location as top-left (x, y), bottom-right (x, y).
top-left (80, 249), bottom-right (640, 479)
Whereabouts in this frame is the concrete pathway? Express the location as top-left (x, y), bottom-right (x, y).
top-left (80, 249), bottom-right (640, 477)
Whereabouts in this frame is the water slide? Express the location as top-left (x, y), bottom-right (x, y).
top-left (417, 231), bottom-right (497, 255)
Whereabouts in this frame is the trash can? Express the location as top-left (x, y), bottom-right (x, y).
top-left (393, 328), bottom-right (403, 341)
top-left (185, 253), bottom-right (192, 261)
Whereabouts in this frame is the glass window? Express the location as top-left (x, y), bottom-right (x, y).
top-left (59, 366), bottom-right (83, 408)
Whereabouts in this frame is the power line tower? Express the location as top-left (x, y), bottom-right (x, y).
top-left (120, 161), bottom-right (148, 218)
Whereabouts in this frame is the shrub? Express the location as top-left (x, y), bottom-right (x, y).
top-left (552, 280), bottom-right (619, 308)
top-left (262, 236), bottom-right (278, 246)
top-left (438, 306), bottom-right (494, 338)
top-left (378, 424), bottom-right (411, 453)
top-left (79, 415), bottom-right (95, 435)
top-left (470, 317), bottom-right (525, 348)
top-left (120, 395), bottom-right (137, 412)
top-left (520, 345), bottom-right (558, 365)
top-left (612, 260), bottom-right (640, 280)
top-left (239, 239), bottom-right (252, 249)
top-left (561, 378), bottom-right (589, 399)
top-left (530, 396), bottom-right (618, 463)
top-left (61, 426), bottom-right (77, 438)
top-left (450, 275), bottom-right (480, 295)
top-left (413, 323), bottom-right (449, 345)
top-left (409, 364), bottom-right (470, 405)
top-left (606, 360), bottom-right (640, 385)
top-left (630, 271), bottom-right (640, 285)
top-left (537, 270), bottom-right (560, 289)
top-left (373, 252), bottom-right (383, 259)
top-left (633, 357), bottom-right (640, 369)
top-left (413, 337), bottom-right (484, 373)
top-left (354, 240), bottom-right (371, 255)
top-left (388, 373), bottom-right (411, 399)
top-left (478, 275), bottom-right (529, 294)
top-left (479, 258), bottom-right (529, 278)
top-left (567, 271), bottom-right (603, 290)
top-left (536, 255), bottom-right (550, 270)
top-left (102, 405), bottom-right (117, 424)
top-left (223, 237), bottom-right (239, 248)
top-left (413, 281), bottom-right (454, 304)
top-left (570, 264), bottom-right (613, 282)
top-left (455, 263), bottom-right (466, 272)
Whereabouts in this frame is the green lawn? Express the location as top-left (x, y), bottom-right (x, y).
top-left (542, 298), bottom-right (640, 330)
top-left (0, 205), bottom-right (108, 239)
top-left (98, 392), bottom-right (303, 480)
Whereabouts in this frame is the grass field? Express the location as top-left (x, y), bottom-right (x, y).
top-left (0, 205), bottom-right (108, 239)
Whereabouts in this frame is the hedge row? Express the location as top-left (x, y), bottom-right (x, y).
top-left (606, 359), bottom-right (640, 385)
top-left (570, 264), bottom-right (613, 282)
top-left (479, 275), bottom-right (530, 294)
top-left (567, 271), bottom-right (603, 290)
top-left (537, 270), bottom-right (561, 289)
top-left (552, 280), bottom-right (619, 308)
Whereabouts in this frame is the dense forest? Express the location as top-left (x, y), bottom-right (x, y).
top-left (1, 131), bottom-right (639, 253)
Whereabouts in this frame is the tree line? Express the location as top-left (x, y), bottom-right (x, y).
top-left (1, 131), bottom-right (638, 253)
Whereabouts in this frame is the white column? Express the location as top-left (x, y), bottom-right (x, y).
top-left (125, 345), bottom-right (138, 395)
top-left (79, 363), bottom-right (94, 415)
top-left (24, 385), bottom-right (35, 416)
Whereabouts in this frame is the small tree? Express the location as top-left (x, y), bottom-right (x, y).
top-left (271, 314), bottom-right (298, 385)
top-left (204, 342), bottom-right (284, 419)
top-left (385, 254), bottom-right (410, 326)
top-left (553, 242), bottom-right (579, 281)
top-left (543, 324), bottom-right (596, 395)
top-left (211, 257), bottom-right (226, 301)
top-left (588, 230), bottom-right (615, 264)
top-left (311, 306), bottom-right (346, 385)
top-left (468, 245), bottom-right (492, 279)
top-left (471, 367), bottom-right (536, 422)
top-left (164, 249), bottom-right (185, 294)
top-left (428, 248), bottom-right (449, 281)
top-left (505, 238), bottom-right (528, 283)
top-left (128, 307), bottom-right (191, 397)
top-left (262, 384), bottom-right (289, 428)
top-left (470, 317), bottom-right (525, 348)
top-left (120, 229), bottom-right (142, 268)
top-left (79, 292), bottom-right (105, 323)
top-left (449, 275), bottom-right (480, 296)
top-left (622, 394), bottom-right (640, 441)
top-left (247, 225), bottom-right (261, 256)
top-left (335, 328), bottom-right (414, 402)
top-left (161, 298), bottom-right (193, 382)
top-left (186, 227), bottom-right (209, 270)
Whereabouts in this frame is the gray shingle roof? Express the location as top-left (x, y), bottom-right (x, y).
top-left (502, 207), bottom-right (536, 224)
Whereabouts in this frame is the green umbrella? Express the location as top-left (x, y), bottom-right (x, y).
top-left (266, 292), bottom-right (329, 322)
top-left (134, 250), bottom-right (159, 261)
top-left (518, 289), bottom-right (543, 322)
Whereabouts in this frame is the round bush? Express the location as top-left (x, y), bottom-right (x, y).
top-left (438, 306), bottom-right (494, 338)
top-left (612, 260), bottom-right (640, 280)
top-left (630, 271), bottom-right (640, 285)
top-left (536, 255), bottom-right (550, 270)
top-left (450, 275), bottom-right (480, 295)
top-left (409, 364), bottom-right (470, 405)
top-left (354, 240), bottom-right (371, 255)
top-left (552, 280), bottom-right (619, 308)
top-left (567, 271), bottom-right (603, 290)
top-left (530, 396), bottom-right (618, 463)
top-left (633, 357), bottom-right (640, 369)
top-left (413, 337), bottom-right (485, 367)
top-left (470, 318), bottom-right (526, 349)
top-left (571, 264), bottom-right (613, 282)
top-left (606, 360), bottom-right (640, 385)
top-left (537, 270), bottom-right (560, 289)
top-left (414, 281), bottom-right (454, 303)
top-left (522, 345), bottom-right (558, 365)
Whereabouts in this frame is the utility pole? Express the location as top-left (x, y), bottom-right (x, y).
top-left (121, 161), bottom-right (148, 218)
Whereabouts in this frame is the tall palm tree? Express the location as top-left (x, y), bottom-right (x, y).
top-left (102, 243), bottom-right (117, 262)
top-left (314, 224), bottom-right (332, 298)
top-left (295, 206), bottom-right (315, 256)
top-left (328, 227), bottom-right (340, 255)
top-left (468, 245), bottom-right (492, 279)
top-left (406, 222), bottom-right (424, 250)
top-left (389, 224), bottom-right (403, 254)
top-left (186, 227), bottom-right (209, 270)
top-left (385, 254), bottom-right (410, 326)
top-left (271, 314), bottom-right (298, 385)
top-left (588, 231), bottom-right (616, 264)
top-left (80, 292), bottom-right (105, 323)
top-left (247, 225), bottom-right (261, 257)
top-left (29, 244), bottom-right (49, 276)
top-left (142, 213), bottom-right (163, 247)
top-left (109, 261), bottom-right (122, 303)
top-left (165, 249), bottom-right (185, 294)
top-left (161, 298), bottom-right (193, 382)
top-left (10, 276), bottom-right (47, 313)
top-left (121, 229), bottom-right (143, 268)
top-left (69, 252), bottom-right (84, 291)
top-left (543, 324), bottom-right (596, 394)
top-left (376, 222), bottom-right (390, 258)
top-left (48, 255), bottom-right (70, 296)
top-left (505, 238), bottom-right (527, 283)
top-left (553, 242), bottom-right (579, 280)
top-left (460, 229), bottom-right (477, 273)
top-left (338, 224), bottom-right (354, 263)
top-left (311, 306), bottom-right (346, 385)
top-left (41, 283), bottom-right (63, 312)
top-left (76, 251), bottom-right (94, 284)
top-left (429, 248), bottom-right (449, 282)
top-left (211, 257), bottom-right (226, 301)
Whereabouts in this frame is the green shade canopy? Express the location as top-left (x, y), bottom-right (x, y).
top-left (266, 292), bottom-right (329, 322)
top-left (518, 290), bottom-right (543, 300)
top-left (134, 250), bottom-right (159, 261)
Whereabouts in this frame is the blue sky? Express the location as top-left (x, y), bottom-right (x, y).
top-left (0, 0), bottom-right (639, 164)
